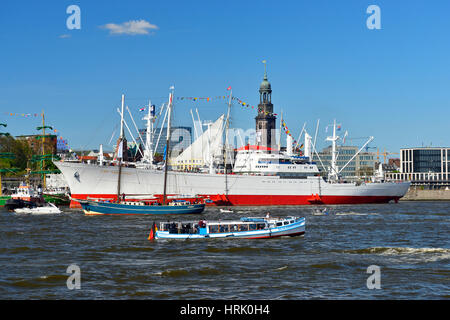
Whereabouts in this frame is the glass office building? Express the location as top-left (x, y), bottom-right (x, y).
top-left (313, 146), bottom-right (376, 179)
top-left (400, 147), bottom-right (449, 174)
top-left (387, 147), bottom-right (450, 188)
top-left (139, 126), bottom-right (192, 156)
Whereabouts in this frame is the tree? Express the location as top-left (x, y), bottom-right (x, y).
top-left (0, 136), bottom-right (32, 174)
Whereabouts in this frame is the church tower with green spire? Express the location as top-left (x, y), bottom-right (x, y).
top-left (255, 60), bottom-right (276, 149)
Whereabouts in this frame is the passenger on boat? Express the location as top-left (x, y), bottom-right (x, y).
top-left (266, 212), bottom-right (270, 219)
top-left (198, 220), bottom-right (206, 228)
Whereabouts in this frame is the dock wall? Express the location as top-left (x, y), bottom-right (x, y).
top-left (400, 187), bottom-right (450, 201)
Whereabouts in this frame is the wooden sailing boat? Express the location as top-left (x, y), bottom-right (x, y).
top-left (77, 90), bottom-right (206, 215)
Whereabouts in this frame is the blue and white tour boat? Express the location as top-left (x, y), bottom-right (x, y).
top-left (149, 216), bottom-right (306, 240)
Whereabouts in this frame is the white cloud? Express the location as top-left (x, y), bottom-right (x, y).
top-left (101, 19), bottom-right (159, 35)
top-left (59, 34), bottom-right (71, 39)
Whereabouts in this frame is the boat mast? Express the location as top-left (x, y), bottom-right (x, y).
top-left (278, 110), bottom-right (283, 151)
top-left (41, 110), bottom-right (46, 189)
top-left (224, 87), bottom-right (232, 197)
top-left (162, 87), bottom-right (174, 205)
top-left (149, 100), bottom-right (155, 163)
top-left (119, 96), bottom-right (124, 143)
top-left (99, 144), bottom-right (104, 166)
top-left (331, 119), bottom-right (338, 179)
top-left (117, 94), bottom-right (125, 201)
top-left (153, 102), bottom-right (169, 160)
top-left (326, 119), bottom-right (339, 181)
top-left (144, 100), bottom-right (154, 164)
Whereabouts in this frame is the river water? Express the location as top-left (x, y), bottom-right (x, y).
top-left (0, 201), bottom-right (448, 299)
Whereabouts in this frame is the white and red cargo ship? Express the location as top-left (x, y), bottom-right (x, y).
top-left (56, 75), bottom-right (410, 207)
top-left (56, 156), bottom-right (410, 208)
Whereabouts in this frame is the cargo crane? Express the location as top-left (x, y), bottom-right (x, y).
top-left (377, 148), bottom-right (399, 164)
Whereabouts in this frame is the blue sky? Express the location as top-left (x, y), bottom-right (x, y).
top-left (1, 0), bottom-right (449, 154)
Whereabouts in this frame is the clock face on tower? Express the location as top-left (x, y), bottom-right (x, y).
top-left (258, 105), bottom-right (263, 113)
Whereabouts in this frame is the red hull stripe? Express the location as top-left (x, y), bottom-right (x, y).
top-left (69, 194), bottom-right (400, 208)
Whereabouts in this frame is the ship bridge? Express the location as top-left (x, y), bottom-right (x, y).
top-left (232, 146), bottom-right (319, 177)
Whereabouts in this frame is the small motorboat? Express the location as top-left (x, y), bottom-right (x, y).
top-left (149, 216), bottom-right (306, 240)
top-left (219, 208), bottom-right (233, 213)
top-left (4, 183), bottom-right (45, 211)
top-left (14, 203), bottom-right (62, 214)
top-left (312, 208), bottom-right (329, 216)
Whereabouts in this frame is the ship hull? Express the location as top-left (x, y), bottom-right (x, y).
top-left (80, 200), bottom-right (205, 215)
top-left (54, 162), bottom-right (411, 208)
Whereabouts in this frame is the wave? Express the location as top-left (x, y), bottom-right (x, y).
top-left (5, 246), bottom-right (48, 254)
top-left (335, 212), bottom-right (379, 216)
top-left (204, 247), bottom-right (279, 254)
top-left (159, 269), bottom-right (190, 277)
top-left (343, 247), bottom-right (450, 263)
top-left (345, 247), bottom-right (450, 255)
top-left (153, 266), bottom-right (225, 278)
top-left (274, 265), bottom-right (289, 271)
top-left (100, 246), bottom-right (155, 253)
top-left (9, 274), bottom-right (67, 288)
top-left (309, 262), bottom-right (343, 270)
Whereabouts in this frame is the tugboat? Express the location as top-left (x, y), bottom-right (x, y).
top-left (4, 183), bottom-right (44, 211)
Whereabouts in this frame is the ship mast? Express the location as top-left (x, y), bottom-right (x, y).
top-left (35, 111), bottom-right (54, 189)
top-left (278, 110), bottom-right (283, 151)
top-left (117, 94), bottom-right (125, 201)
top-left (162, 87), bottom-right (174, 205)
top-left (143, 100), bottom-right (154, 164)
top-left (41, 111), bottom-right (46, 188)
top-left (326, 119), bottom-right (340, 182)
top-left (224, 87), bottom-right (232, 197)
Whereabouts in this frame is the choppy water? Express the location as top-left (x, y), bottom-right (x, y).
top-left (0, 201), bottom-right (449, 299)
